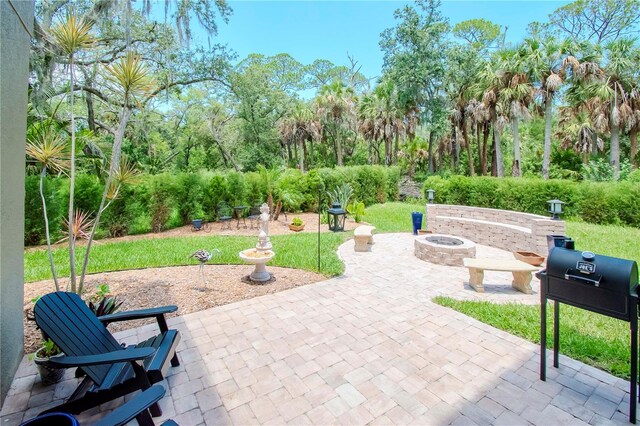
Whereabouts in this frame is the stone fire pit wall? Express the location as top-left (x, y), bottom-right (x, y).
top-left (425, 204), bottom-right (565, 255)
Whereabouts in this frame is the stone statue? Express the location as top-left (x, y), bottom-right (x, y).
top-left (256, 203), bottom-right (272, 251)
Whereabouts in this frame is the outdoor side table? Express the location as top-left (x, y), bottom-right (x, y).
top-left (234, 206), bottom-right (249, 229)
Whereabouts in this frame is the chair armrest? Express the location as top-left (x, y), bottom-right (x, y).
top-left (98, 305), bottom-right (178, 324)
top-left (94, 385), bottom-right (166, 426)
top-left (47, 347), bottom-right (155, 368)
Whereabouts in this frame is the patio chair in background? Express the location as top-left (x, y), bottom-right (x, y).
top-left (217, 202), bottom-right (233, 231)
top-left (33, 292), bottom-right (181, 418)
top-left (248, 204), bottom-right (261, 229)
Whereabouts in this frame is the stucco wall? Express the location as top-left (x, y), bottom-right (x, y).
top-left (1, 0), bottom-right (33, 406)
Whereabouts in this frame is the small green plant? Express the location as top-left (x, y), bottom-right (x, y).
top-left (327, 182), bottom-right (353, 209)
top-left (291, 217), bottom-right (304, 226)
top-left (347, 200), bottom-right (366, 223)
top-left (87, 284), bottom-right (123, 316)
top-left (30, 338), bottom-right (62, 360)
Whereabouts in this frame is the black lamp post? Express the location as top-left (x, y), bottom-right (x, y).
top-left (327, 203), bottom-right (347, 232)
top-left (547, 199), bottom-right (565, 220)
top-left (427, 189), bottom-right (435, 204)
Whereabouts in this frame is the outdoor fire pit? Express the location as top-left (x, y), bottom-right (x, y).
top-left (414, 234), bottom-right (476, 266)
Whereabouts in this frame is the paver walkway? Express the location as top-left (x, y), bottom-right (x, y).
top-left (1, 233), bottom-right (632, 425)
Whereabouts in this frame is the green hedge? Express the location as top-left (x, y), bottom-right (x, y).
top-left (24, 165), bottom-right (401, 245)
top-left (423, 176), bottom-right (640, 227)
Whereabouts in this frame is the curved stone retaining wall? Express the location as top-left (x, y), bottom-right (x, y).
top-left (425, 204), bottom-right (565, 255)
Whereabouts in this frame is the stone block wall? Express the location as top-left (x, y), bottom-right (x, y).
top-left (425, 204), bottom-right (565, 255)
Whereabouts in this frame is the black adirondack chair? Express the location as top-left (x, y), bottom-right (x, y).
top-left (21, 385), bottom-right (178, 426)
top-left (34, 292), bottom-right (181, 418)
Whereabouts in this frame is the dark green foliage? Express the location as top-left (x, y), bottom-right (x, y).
top-left (24, 165), bottom-right (402, 245)
top-left (149, 175), bottom-right (173, 232)
top-left (25, 175), bottom-right (62, 245)
top-left (226, 171), bottom-right (247, 206)
top-left (67, 174), bottom-right (104, 216)
top-left (276, 169), bottom-right (306, 211)
top-left (204, 174), bottom-right (230, 217)
top-left (173, 173), bottom-right (206, 224)
top-left (422, 175), bottom-right (640, 227)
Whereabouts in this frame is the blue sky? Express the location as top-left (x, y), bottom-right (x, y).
top-left (203, 1), bottom-right (570, 80)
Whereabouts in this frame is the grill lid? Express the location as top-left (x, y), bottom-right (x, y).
top-left (546, 248), bottom-right (638, 296)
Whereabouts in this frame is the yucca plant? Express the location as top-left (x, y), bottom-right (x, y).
top-left (49, 11), bottom-right (94, 293)
top-left (78, 53), bottom-right (153, 294)
top-left (26, 124), bottom-right (68, 290)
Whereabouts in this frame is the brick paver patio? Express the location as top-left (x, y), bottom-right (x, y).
top-left (1, 233), bottom-right (632, 425)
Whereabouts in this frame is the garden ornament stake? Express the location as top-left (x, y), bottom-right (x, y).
top-left (190, 249), bottom-right (220, 286)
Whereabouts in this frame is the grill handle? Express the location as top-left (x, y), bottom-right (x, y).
top-left (564, 271), bottom-right (602, 287)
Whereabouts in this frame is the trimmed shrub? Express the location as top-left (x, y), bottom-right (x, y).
top-left (24, 175), bottom-right (62, 245)
top-left (421, 175), bottom-right (639, 227)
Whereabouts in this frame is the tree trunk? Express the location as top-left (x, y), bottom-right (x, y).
top-left (482, 122), bottom-right (489, 176)
top-left (384, 137), bottom-right (391, 166)
top-left (542, 95), bottom-right (553, 179)
top-left (335, 126), bottom-right (343, 166)
top-left (85, 83), bottom-right (96, 133)
top-left (511, 117), bottom-right (521, 177)
top-left (39, 167), bottom-right (59, 290)
top-left (610, 119), bottom-right (620, 180)
top-left (428, 131), bottom-right (435, 173)
top-left (213, 138), bottom-right (239, 171)
top-left (492, 118), bottom-right (504, 177)
top-left (463, 121), bottom-right (474, 176)
top-left (631, 127), bottom-right (638, 168)
top-left (393, 133), bottom-right (400, 164)
top-left (491, 130), bottom-right (497, 177)
top-left (68, 55), bottom-right (77, 292)
top-left (451, 128), bottom-right (458, 170)
top-left (300, 139), bottom-right (306, 172)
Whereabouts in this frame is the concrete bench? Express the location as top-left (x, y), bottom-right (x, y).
top-left (463, 258), bottom-right (539, 294)
top-left (354, 225), bottom-right (376, 252)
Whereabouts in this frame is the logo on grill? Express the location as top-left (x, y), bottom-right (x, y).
top-left (576, 261), bottom-right (596, 274)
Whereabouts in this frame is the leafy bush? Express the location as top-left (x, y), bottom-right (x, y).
top-left (25, 175), bottom-right (62, 245)
top-left (421, 175), bottom-right (640, 227)
top-left (226, 171), bottom-right (247, 206)
top-left (291, 217), bottom-right (304, 226)
top-left (24, 166), bottom-right (401, 245)
top-left (173, 173), bottom-right (206, 224)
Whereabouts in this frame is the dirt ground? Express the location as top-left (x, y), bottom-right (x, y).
top-left (24, 213), bottom-right (361, 353)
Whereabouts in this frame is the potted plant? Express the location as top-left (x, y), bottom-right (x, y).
top-left (33, 339), bottom-right (64, 385)
top-left (289, 217), bottom-right (305, 232)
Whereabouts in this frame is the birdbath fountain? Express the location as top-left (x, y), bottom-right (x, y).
top-left (239, 203), bottom-right (275, 282)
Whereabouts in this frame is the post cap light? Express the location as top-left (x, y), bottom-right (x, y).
top-left (547, 199), bottom-right (565, 220)
top-left (427, 189), bottom-right (435, 204)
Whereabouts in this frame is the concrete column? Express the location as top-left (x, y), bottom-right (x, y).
top-left (0, 0), bottom-right (34, 405)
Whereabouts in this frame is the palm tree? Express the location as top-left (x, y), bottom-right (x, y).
top-left (315, 80), bottom-right (356, 166)
top-left (475, 57), bottom-right (509, 177)
top-left (583, 39), bottom-right (636, 180)
top-left (49, 12), bottom-right (94, 293)
top-left (357, 80), bottom-right (404, 166)
top-left (522, 37), bottom-right (584, 179)
top-left (499, 47), bottom-right (533, 177)
top-left (279, 103), bottom-right (321, 172)
top-left (556, 107), bottom-right (603, 163)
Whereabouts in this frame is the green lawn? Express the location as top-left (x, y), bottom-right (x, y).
top-left (25, 232), bottom-right (347, 283)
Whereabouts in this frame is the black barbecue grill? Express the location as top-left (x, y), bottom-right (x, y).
top-left (538, 247), bottom-right (639, 423)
